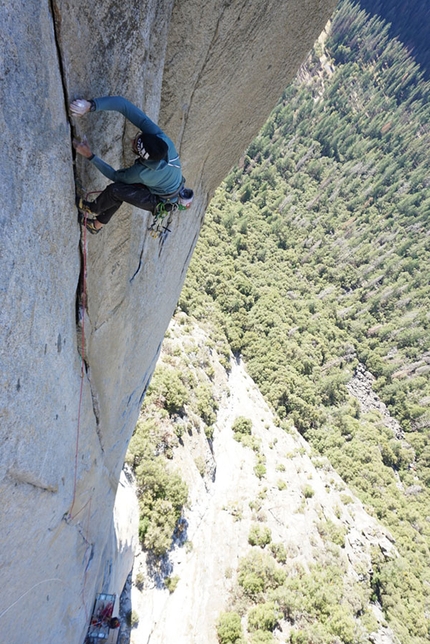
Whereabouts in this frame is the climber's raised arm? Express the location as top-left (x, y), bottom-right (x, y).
top-left (70, 96), bottom-right (161, 136)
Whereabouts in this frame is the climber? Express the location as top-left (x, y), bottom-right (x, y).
top-left (108, 617), bottom-right (121, 630)
top-left (70, 95), bottom-right (185, 234)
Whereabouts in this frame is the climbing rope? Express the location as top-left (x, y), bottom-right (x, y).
top-left (69, 189), bottom-right (105, 519)
top-left (70, 200), bottom-right (94, 622)
top-left (0, 579), bottom-right (66, 620)
top-left (68, 205), bottom-right (88, 520)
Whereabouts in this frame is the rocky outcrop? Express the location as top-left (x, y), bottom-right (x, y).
top-left (347, 364), bottom-right (404, 439)
top-left (0, 1), bottom-right (336, 642)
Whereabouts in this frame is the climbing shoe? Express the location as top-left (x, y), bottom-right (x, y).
top-left (76, 196), bottom-right (95, 214)
top-left (78, 210), bottom-right (101, 234)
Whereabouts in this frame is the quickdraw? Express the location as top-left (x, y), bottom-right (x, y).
top-left (148, 201), bottom-right (179, 239)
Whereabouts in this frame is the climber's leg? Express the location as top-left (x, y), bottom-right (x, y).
top-left (85, 182), bottom-right (158, 225)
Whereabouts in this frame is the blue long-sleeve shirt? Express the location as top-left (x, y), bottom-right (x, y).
top-left (89, 96), bottom-right (182, 196)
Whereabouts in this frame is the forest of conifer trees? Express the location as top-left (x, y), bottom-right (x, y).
top-left (179, 1), bottom-right (430, 641)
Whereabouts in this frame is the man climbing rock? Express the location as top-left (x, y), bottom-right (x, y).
top-left (70, 95), bottom-right (184, 234)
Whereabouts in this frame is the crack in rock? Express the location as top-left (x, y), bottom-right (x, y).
top-left (7, 468), bottom-right (58, 493)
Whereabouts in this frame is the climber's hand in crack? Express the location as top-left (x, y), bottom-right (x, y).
top-left (70, 99), bottom-right (92, 117)
top-left (73, 136), bottom-right (93, 159)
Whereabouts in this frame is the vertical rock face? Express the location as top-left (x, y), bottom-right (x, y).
top-left (0, 0), bottom-right (336, 642)
top-left (161, 0), bottom-right (337, 194)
